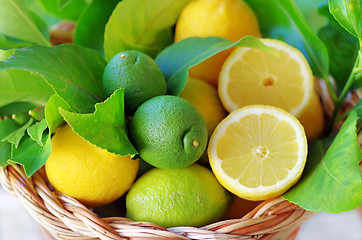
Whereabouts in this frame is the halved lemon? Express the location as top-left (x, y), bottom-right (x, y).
top-left (208, 105), bottom-right (307, 201)
top-left (218, 38), bottom-right (314, 118)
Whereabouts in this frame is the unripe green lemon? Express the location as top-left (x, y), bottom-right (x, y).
top-left (102, 50), bottom-right (167, 113)
top-left (126, 164), bottom-right (232, 228)
top-left (129, 95), bottom-right (208, 169)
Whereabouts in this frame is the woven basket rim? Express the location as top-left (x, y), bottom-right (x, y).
top-left (0, 164), bottom-right (315, 240)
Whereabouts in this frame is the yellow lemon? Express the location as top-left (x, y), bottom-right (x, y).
top-left (45, 125), bottom-right (139, 207)
top-left (298, 91), bottom-right (324, 140)
top-left (218, 38), bottom-right (314, 118)
top-left (174, 0), bottom-right (261, 86)
top-left (208, 105), bottom-right (308, 201)
top-left (179, 78), bottom-right (227, 138)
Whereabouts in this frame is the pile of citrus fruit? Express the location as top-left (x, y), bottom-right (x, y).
top-left (45, 0), bottom-right (325, 228)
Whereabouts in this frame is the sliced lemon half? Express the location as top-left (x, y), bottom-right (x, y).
top-left (208, 105), bottom-right (307, 201)
top-left (218, 38), bottom-right (314, 118)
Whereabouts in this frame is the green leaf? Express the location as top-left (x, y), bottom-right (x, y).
top-left (329, 0), bottom-right (362, 39)
top-left (0, 102), bottom-right (38, 118)
top-left (2, 118), bottom-right (33, 148)
top-left (74, 0), bottom-right (119, 55)
top-left (45, 94), bottom-right (71, 133)
top-left (0, 49), bottom-right (54, 110)
top-left (318, 1), bottom-right (359, 90)
top-left (11, 133), bottom-right (51, 177)
top-left (0, 45), bottom-right (107, 114)
top-left (0, 0), bottom-right (50, 46)
top-left (0, 119), bottom-right (21, 139)
top-left (244, 0), bottom-right (330, 80)
top-left (59, 89), bottom-right (137, 157)
top-left (318, 2), bottom-right (360, 90)
top-left (104, 0), bottom-right (192, 60)
top-left (283, 111), bottom-right (362, 212)
top-left (23, 0), bottom-right (62, 27)
top-left (0, 34), bottom-right (31, 49)
top-left (27, 119), bottom-right (48, 146)
top-left (353, 69), bottom-right (362, 89)
top-left (155, 36), bottom-right (272, 96)
top-left (0, 119), bottom-right (20, 166)
top-left (27, 9), bottom-right (50, 41)
top-left (295, 0), bottom-right (328, 33)
top-left (38, 0), bottom-right (89, 21)
top-left (0, 142), bottom-right (11, 167)
top-left (28, 107), bottom-right (45, 121)
top-left (11, 112), bottom-right (31, 125)
top-left (58, 0), bottom-right (73, 9)
top-left (351, 98), bottom-right (362, 117)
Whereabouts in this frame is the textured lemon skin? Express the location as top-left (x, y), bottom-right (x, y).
top-left (45, 125), bottom-right (139, 207)
top-left (174, 0), bottom-right (261, 86)
top-left (126, 164), bottom-right (232, 228)
top-left (179, 78), bottom-right (227, 138)
top-left (298, 91), bottom-right (324, 140)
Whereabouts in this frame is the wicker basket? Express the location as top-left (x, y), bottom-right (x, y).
top-left (0, 164), bottom-right (315, 240)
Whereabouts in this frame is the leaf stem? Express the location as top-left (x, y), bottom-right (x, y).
top-left (329, 53), bottom-right (361, 132)
top-left (323, 74), bottom-right (337, 102)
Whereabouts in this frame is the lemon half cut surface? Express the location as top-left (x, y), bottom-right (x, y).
top-left (208, 105), bottom-right (308, 201)
top-left (218, 39), bottom-right (314, 118)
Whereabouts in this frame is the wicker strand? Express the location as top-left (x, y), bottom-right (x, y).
top-left (0, 164), bottom-right (314, 240)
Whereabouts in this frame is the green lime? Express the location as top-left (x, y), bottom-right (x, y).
top-left (129, 95), bottom-right (208, 169)
top-left (126, 164), bottom-right (232, 228)
top-left (102, 50), bottom-right (167, 113)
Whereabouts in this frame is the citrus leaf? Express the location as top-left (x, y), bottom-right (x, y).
top-left (0, 102), bottom-right (39, 118)
top-left (0, 34), bottom-right (31, 49)
top-left (283, 111), bottom-right (362, 213)
top-left (58, 0), bottom-right (73, 9)
top-left (329, 0), bottom-right (362, 39)
top-left (0, 119), bottom-right (20, 166)
top-left (0, 0), bottom-right (50, 46)
top-left (2, 118), bottom-right (33, 149)
top-left (11, 112), bottom-right (31, 125)
top-left (27, 9), bottom-right (49, 42)
top-left (74, 0), bottom-right (119, 55)
top-left (59, 89), bottom-right (137, 157)
top-left (318, 2), bottom-right (359, 90)
top-left (295, 0), bottom-right (327, 33)
top-left (27, 119), bottom-right (48, 146)
top-left (0, 49), bottom-right (54, 109)
top-left (23, 0), bottom-right (62, 27)
top-left (0, 142), bottom-right (11, 167)
top-left (244, 0), bottom-right (330, 80)
top-left (351, 98), bottom-right (362, 116)
top-left (10, 133), bottom-right (51, 177)
top-left (155, 36), bottom-right (272, 96)
top-left (38, 0), bottom-right (89, 21)
top-left (0, 119), bottom-right (21, 140)
top-left (45, 94), bottom-right (71, 133)
top-left (0, 44), bottom-right (107, 114)
top-left (104, 0), bottom-right (192, 60)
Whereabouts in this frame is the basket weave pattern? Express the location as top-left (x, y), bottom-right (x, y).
top-left (0, 164), bottom-right (314, 240)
